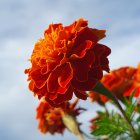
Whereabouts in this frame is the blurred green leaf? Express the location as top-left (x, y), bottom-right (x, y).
top-left (129, 89), bottom-right (136, 102)
top-left (93, 82), bottom-right (115, 101)
top-left (91, 112), bottom-right (131, 139)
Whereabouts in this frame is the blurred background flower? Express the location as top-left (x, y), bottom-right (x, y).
top-left (89, 64), bottom-right (140, 104)
top-left (0, 0), bottom-right (140, 140)
top-left (36, 99), bottom-right (85, 135)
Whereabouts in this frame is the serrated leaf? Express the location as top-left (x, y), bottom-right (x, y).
top-left (123, 97), bottom-right (130, 107)
top-left (125, 99), bottom-right (138, 120)
top-left (91, 111), bottom-right (131, 139)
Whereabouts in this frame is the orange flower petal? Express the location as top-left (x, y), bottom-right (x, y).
top-left (72, 77), bottom-right (97, 91)
top-left (71, 50), bottom-right (95, 82)
top-left (71, 40), bottom-right (93, 58)
top-left (91, 29), bottom-right (106, 41)
top-left (31, 69), bottom-right (49, 89)
top-left (74, 89), bottom-right (87, 100)
top-left (58, 63), bottom-right (73, 87)
top-left (47, 62), bottom-right (73, 93)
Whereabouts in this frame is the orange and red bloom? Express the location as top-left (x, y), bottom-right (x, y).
top-left (89, 64), bottom-right (140, 104)
top-left (25, 18), bottom-right (111, 106)
top-left (24, 18), bottom-right (140, 139)
top-left (36, 99), bottom-right (85, 134)
top-left (36, 101), bottom-right (64, 134)
top-left (124, 63), bottom-right (140, 97)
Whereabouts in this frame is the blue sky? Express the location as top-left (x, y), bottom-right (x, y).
top-left (0, 0), bottom-right (140, 140)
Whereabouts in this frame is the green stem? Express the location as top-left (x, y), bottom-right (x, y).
top-left (93, 82), bottom-right (138, 140)
top-left (112, 94), bottom-right (136, 139)
top-left (103, 104), bottom-right (109, 117)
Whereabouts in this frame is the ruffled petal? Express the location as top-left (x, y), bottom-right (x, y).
top-left (44, 24), bottom-right (62, 35)
top-left (70, 50), bottom-right (95, 82)
top-left (74, 89), bottom-right (87, 100)
top-left (91, 29), bottom-right (106, 41)
top-left (47, 62), bottom-right (73, 93)
top-left (72, 77), bottom-right (97, 91)
top-left (31, 69), bottom-right (49, 89)
top-left (46, 86), bottom-right (73, 107)
top-left (71, 40), bottom-right (93, 58)
top-left (92, 44), bottom-right (111, 72)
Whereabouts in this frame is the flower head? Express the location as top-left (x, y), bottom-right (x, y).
top-left (124, 63), bottom-right (140, 97)
top-left (25, 18), bottom-right (111, 106)
top-left (36, 99), bottom-right (85, 134)
top-left (36, 101), bottom-right (64, 134)
top-left (89, 64), bottom-right (140, 104)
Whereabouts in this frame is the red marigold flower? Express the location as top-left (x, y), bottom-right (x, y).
top-left (36, 101), bottom-right (64, 134)
top-left (124, 63), bottom-right (140, 97)
top-left (36, 99), bottom-right (85, 134)
top-left (89, 66), bottom-right (137, 104)
top-left (25, 18), bottom-right (111, 106)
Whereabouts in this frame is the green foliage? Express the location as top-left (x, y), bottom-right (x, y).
top-left (91, 89), bottom-right (140, 140)
top-left (124, 89), bottom-right (138, 120)
top-left (91, 111), bottom-right (131, 140)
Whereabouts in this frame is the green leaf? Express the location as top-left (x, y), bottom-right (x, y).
top-left (96, 111), bottom-right (106, 116)
top-left (91, 111), bottom-right (131, 139)
top-left (136, 116), bottom-right (140, 122)
top-left (129, 89), bottom-right (136, 102)
top-left (93, 82), bottom-right (115, 101)
top-left (123, 89), bottom-right (138, 120)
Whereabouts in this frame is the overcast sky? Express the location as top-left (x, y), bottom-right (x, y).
top-left (0, 0), bottom-right (140, 140)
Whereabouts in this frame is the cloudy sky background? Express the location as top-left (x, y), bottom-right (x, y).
top-left (0, 0), bottom-right (140, 140)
